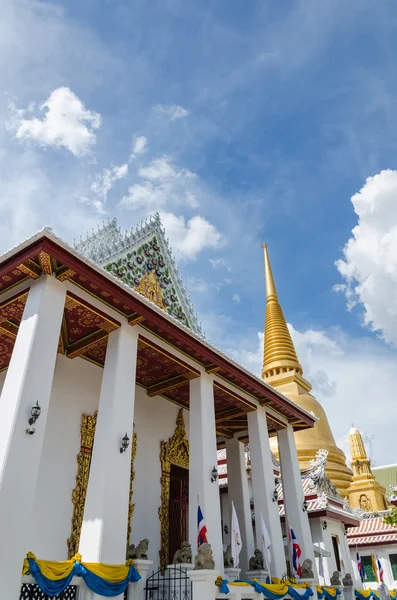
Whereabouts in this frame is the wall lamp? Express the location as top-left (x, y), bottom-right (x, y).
top-left (211, 466), bottom-right (218, 483)
top-left (26, 401), bottom-right (41, 435)
top-left (272, 488), bottom-right (278, 502)
top-left (120, 433), bottom-right (130, 454)
top-left (322, 520), bottom-right (328, 530)
top-left (302, 499), bottom-right (308, 512)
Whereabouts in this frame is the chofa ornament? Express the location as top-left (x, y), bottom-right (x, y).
top-left (172, 542), bottom-right (192, 564)
top-left (126, 539), bottom-right (149, 560)
top-left (194, 543), bottom-right (215, 570)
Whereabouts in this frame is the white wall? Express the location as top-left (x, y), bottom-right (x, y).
top-left (350, 544), bottom-right (397, 589)
top-left (30, 355), bottom-right (103, 559)
top-left (131, 387), bottom-right (189, 572)
top-left (3, 352), bottom-right (191, 566)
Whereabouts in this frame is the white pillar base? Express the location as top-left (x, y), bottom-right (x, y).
top-left (166, 563), bottom-right (194, 572)
top-left (189, 570), bottom-right (219, 600)
top-left (127, 560), bottom-right (153, 600)
top-left (224, 567), bottom-right (241, 581)
top-left (245, 569), bottom-right (269, 582)
top-left (343, 586), bottom-right (354, 600)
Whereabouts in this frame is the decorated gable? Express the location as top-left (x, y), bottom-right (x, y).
top-left (75, 215), bottom-right (203, 335)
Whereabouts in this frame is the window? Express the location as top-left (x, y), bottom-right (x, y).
top-left (332, 535), bottom-right (341, 572)
top-left (390, 554), bottom-right (397, 580)
top-left (362, 556), bottom-right (377, 582)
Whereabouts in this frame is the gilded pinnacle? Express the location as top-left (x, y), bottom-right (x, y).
top-left (262, 244), bottom-right (303, 379)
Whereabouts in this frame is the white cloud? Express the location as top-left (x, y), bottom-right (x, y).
top-left (209, 258), bottom-right (232, 271)
top-left (232, 293), bottom-right (240, 303)
top-left (336, 169), bottom-right (397, 346)
top-left (6, 87), bottom-right (101, 157)
top-left (187, 277), bottom-right (209, 293)
top-left (154, 104), bottom-right (190, 121)
top-left (138, 156), bottom-right (196, 182)
top-left (121, 156), bottom-right (199, 210)
top-left (120, 181), bottom-right (167, 209)
top-left (159, 212), bottom-right (223, 261)
top-left (131, 135), bottom-right (147, 158)
top-left (90, 162), bottom-right (128, 211)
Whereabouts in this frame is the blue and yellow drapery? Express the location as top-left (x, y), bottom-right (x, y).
top-left (355, 590), bottom-right (397, 600)
top-left (216, 578), bottom-right (314, 599)
top-left (23, 553), bottom-right (141, 598)
top-left (317, 586), bottom-right (341, 600)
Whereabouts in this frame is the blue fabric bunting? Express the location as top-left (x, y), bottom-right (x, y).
top-left (219, 579), bottom-right (230, 593)
top-left (318, 589), bottom-right (342, 600)
top-left (27, 557), bottom-right (141, 597)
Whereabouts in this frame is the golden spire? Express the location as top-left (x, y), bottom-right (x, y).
top-left (262, 244), bottom-right (303, 379)
top-left (347, 425), bottom-right (388, 512)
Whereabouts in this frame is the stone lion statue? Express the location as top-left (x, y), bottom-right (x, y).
top-left (194, 543), bottom-right (215, 570)
top-left (249, 549), bottom-right (264, 570)
top-left (172, 541), bottom-right (192, 564)
top-left (342, 573), bottom-right (353, 587)
top-left (223, 544), bottom-right (233, 568)
top-left (126, 538), bottom-right (149, 560)
top-left (300, 559), bottom-right (314, 579)
top-left (330, 571), bottom-right (341, 586)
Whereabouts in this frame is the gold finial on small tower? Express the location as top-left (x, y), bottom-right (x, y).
top-left (262, 243), bottom-right (302, 379)
top-left (347, 425), bottom-right (388, 512)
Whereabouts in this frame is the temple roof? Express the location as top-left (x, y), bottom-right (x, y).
top-left (216, 446), bottom-right (360, 526)
top-left (75, 214), bottom-right (203, 335)
top-left (0, 227), bottom-right (317, 437)
top-left (347, 514), bottom-right (397, 546)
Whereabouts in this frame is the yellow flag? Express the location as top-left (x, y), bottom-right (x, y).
top-left (371, 554), bottom-right (379, 583)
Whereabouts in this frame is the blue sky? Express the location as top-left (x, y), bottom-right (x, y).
top-left (2, 0), bottom-right (397, 464)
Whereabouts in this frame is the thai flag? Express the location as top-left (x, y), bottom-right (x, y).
top-left (377, 557), bottom-right (384, 583)
top-left (288, 523), bottom-right (302, 577)
top-left (356, 551), bottom-right (367, 582)
top-left (197, 505), bottom-right (208, 548)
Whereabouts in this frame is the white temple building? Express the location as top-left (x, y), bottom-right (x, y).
top-left (0, 218), bottom-right (326, 599)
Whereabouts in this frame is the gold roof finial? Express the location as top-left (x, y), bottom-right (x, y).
top-left (262, 244), bottom-right (303, 379)
top-left (348, 425), bottom-right (367, 461)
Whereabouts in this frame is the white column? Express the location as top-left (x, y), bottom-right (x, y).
top-left (188, 375), bottom-right (223, 572)
top-left (310, 519), bottom-right (331, 585)
top-left (79, 324), bottom-right (138, 569)
top-left (247, 408), bottom-right (286, 577)
top-left (0, 275), bottom-right (66, 598)
top-left (225, 437), bottom-right (255, 573)
top-left (277, 424), bottom-right (317, 578)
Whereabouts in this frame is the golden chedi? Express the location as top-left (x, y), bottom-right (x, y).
top-left (263, 244), bottom-right (352, 497)
top-left (346, 425), bottom-right (388, 511)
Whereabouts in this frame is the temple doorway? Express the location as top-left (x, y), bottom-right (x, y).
top-left (168, 464), bottom-right (189, 562)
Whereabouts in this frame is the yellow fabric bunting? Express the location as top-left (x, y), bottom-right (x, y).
top-left (82, 562), bottom-right (135, 583)
top-left (22, 554), bottom-right (137, 583)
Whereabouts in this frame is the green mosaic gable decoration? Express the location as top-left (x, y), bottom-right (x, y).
top-left (104, 235), bottom-right (191, 328)
top-left (75, 214), bottom-right (203, 335)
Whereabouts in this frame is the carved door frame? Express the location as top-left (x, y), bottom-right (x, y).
top-left (158, 409), bottom-right (189, 572)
